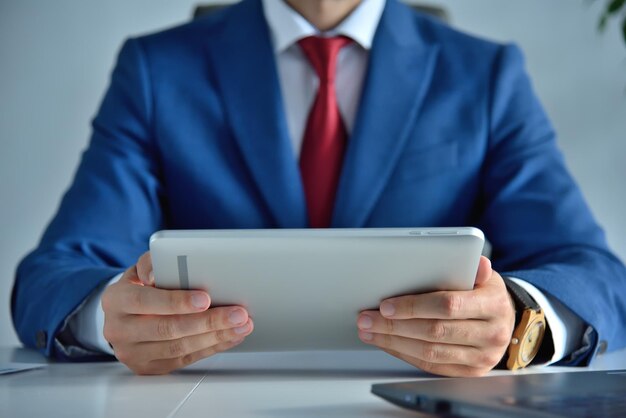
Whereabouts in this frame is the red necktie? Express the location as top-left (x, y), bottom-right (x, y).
top-left (298, 36), bottom-right (352, 228)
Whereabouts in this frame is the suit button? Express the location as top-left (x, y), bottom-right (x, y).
top-left (35, 330), bottom-right (47, 349)
top-left (596, 340), bottom-right (608, 355)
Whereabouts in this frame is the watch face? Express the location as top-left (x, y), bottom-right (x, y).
top-left (520, 320), bottom-right (545, 364)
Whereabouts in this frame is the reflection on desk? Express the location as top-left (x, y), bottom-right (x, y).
top-left (1, 346), bottom-right (625, 418)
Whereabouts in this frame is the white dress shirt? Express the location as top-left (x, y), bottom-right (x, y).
top-left (263, 0), bottom-right (384, 155)
top-left (69, 0), bottom-right (584, 365)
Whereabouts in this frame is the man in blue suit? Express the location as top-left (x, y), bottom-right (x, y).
top-left (12, 0), bottom-right (626, 376)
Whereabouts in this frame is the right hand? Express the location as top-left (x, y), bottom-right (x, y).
top-left (102, 252), bottom-right (253, 375)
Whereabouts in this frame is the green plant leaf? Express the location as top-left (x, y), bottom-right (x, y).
top-left (595, 1), bottom-right (626, 53)
top-left (599, 13), bottom-right (609, 31)
top-left (607, 0), bottom-right (626, 14)
top-left (597, 0), bottom-right (626, 34)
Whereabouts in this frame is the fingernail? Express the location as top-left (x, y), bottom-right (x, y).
top-left (234, 323), bottom-right (250, 335)
top-left (360, 332), bottom-right (373, 341)
top-left (228, 309), bottom-right (246, 325)
top-left (191, 292), bottom-right (209, 309)
top-left (232, 338), bottom-right (245, 345)
top-left (380, 301), bottom-right (395, 317)
top-left (148, 271), bottom-right (155, 285)
top-left (357, 315), bottom-right (373, 330)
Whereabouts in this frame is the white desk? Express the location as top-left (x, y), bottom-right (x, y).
top-left (1, 346), bottom-right (625, 418)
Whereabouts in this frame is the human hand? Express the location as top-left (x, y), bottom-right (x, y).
top-left (357, 256), bottom-right (515, 377)
top-left (102, 252), bottom-right (253, 375)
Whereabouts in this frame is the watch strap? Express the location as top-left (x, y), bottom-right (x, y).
top-left (503, 277), bottom-right (540, 312)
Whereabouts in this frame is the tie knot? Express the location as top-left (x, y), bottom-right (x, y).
top-left (298, 36), bottom-right (353, 83)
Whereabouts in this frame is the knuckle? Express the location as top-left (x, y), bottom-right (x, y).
top-left (442, 294), bottom-right (463, 317)
top-left (490, 325), bottom-right (512, 347)
top-left (385, 319), bottom-right (395, 335)
top-left (168, 292), bottom-right (185, 312)
top-left (458, 325), bottom-right (471, 341)
top-left (205, 311), bottom-right (219, 331)
top-left (376, 333), bottom-right (392, 349)
top-left (168, 339), bottom-right (186, 358)
top-left (383, 333), bottom-right (394, 349)
top-left (428, 321), bottom-right (447, 341)
top-left (179, 353), bottom-right (196, 368)
top-left (409, 299), bottom-right (418, 318)
top-left (479, 351), bottom-right (501, 368)
top-left (157, 317), bottom-right (177, 340)
top-left (439, 347), bottom-right (455, 362)
top-left (214, 329), bottom-right (227, 343)
top-left (422, 344), bottom-right (439, 363)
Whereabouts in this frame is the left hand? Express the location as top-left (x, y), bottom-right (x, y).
top-left (357, 256), bottom-right (516, 377)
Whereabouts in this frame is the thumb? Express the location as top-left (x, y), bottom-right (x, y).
top-left (473, 256), bottom-right (492, 288)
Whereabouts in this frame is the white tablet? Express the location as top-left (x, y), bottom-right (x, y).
top-left (150, 227), bottom-right (484, 352)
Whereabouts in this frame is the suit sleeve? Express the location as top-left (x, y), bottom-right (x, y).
top-left (478, 44), bottom-right (626, 365)
top-left (11, 38), bottom-right (164, 359)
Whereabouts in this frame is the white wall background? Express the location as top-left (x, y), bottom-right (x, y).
top-left (1, 0), bottom-right (625, 347)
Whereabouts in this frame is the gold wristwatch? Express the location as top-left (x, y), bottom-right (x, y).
top-left (503, 278), bottom-right (546, 370)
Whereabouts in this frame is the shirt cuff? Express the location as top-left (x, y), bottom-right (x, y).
top-left (67, 273), bottom-right (123, 355)
top-left (508, 277), bottom-right (586, 365)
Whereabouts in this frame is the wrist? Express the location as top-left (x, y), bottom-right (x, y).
top-left (501, 277), bottom-right (548, 370)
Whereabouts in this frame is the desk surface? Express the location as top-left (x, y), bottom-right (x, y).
top-left (2, 346), bottom-right (625, 418)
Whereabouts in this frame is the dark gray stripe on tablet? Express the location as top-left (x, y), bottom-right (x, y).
top-left (177, 255), bottom-right (189, 289)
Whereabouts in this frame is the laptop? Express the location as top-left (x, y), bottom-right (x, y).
top-left (372, 369), bottom-right (626, 418)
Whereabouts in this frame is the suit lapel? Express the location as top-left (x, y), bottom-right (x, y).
top-left (332, 0), bottom-right (440, 227)
top-left (204, 0), bottom-right (307, 228)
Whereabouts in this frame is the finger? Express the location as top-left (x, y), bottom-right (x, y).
top-left (122, 307), bottom-right (251, 342)
top-left (357, 311), bottom-right (502, 348)
top-left (110, 282), bottom-right (211, 315)
top-left (358, 331), bottom-right (498, 368)
top-left (121, 264), bottom-right (142, 285)
top-left (379, 289), bottom-right (491, 321)
top-left (102, 267), bottom-right (141, 313)
top-left (473, 256), bottom-right (492, 287)
top-left (136, 252), bottom-right (154, 286)
top-left (381, 348), bottom-right (490, 378)
top-left (136, 319), bottom-right (254, 360)
top-left (133, 338), bottom-right (246, 375)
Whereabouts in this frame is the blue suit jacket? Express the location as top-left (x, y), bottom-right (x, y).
top-left (12, 0), bottom-right (626, 363)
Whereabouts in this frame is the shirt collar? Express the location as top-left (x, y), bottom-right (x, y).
top-left (261, 0), bottom-right (386, 53)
